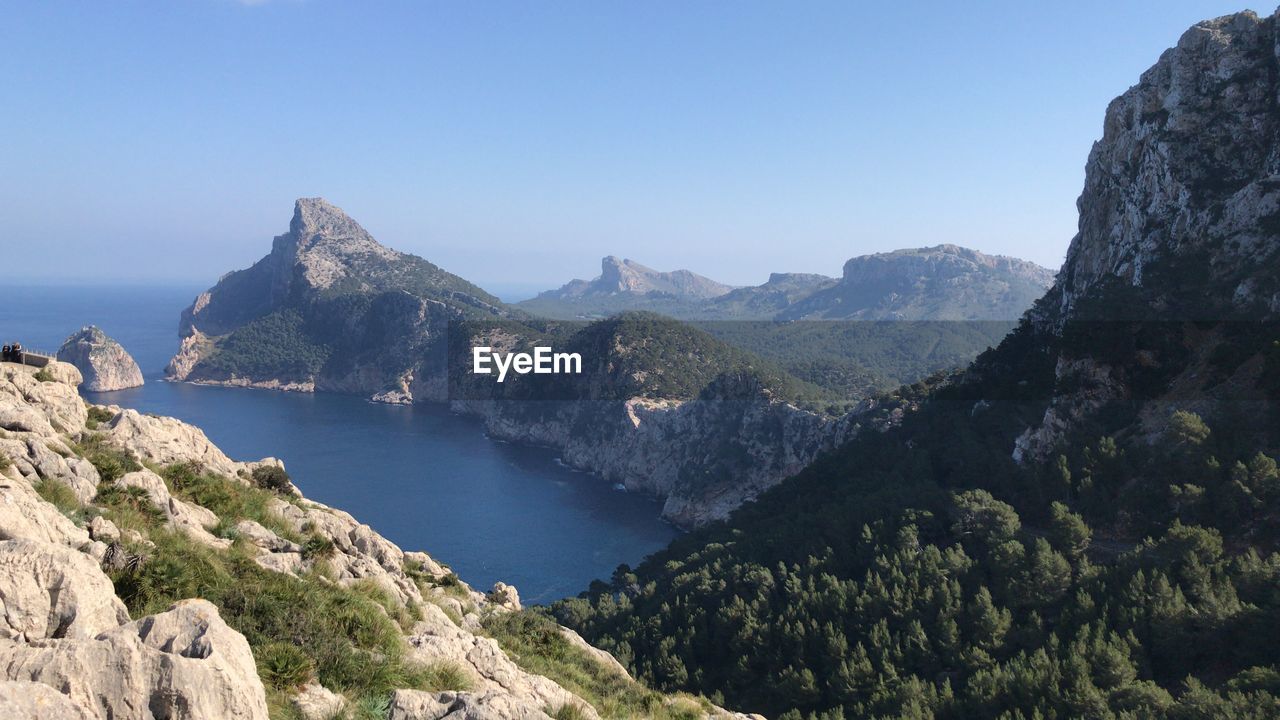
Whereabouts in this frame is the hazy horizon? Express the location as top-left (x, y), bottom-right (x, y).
top-left (2, 1), bottom-right (1256, 290)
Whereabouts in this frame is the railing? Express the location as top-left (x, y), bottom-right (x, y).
top-left (2, 349), bottom-right (53, 368)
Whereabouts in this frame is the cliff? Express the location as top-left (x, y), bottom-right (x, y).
top-left (0, 360), bottom-right (759, 719)
top-left (56, 326), bottom-right (144, 392)
top-left (1015, 7), bottom-right (1280, 462)
top-left (778, 245), bottom-right (1055, 321)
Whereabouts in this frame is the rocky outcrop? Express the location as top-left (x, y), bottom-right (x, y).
top-left (0, 361), bottom-right (752, 718)
top-left (521, 256), bottom-right (735, 318)
top-left (465, 387), bottom-right (868, 528)
top-left (1014, 9), bottom-right (1280, 461)
top-left (1044, 10), bottom-right (1280, 323)
top-left (55, 326), bottom-right (143, 392)
top-left (778, 245), bottom-right (1055, 321)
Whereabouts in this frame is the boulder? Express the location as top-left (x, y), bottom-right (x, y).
top-left (0, 540), bottom-right (129, 641)
top-left (0, 599), bottom-right (269, 720)
top-left (292, 682), bottom-right (346, 720)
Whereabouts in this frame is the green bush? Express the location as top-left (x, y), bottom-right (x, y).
top-left (85, 406), bottom-right (115, 430)
top-left (251, 465), bottom-right (293, 494)
top-left (159, 462), bottom-right (299, 542)
top-left (109, 530), bottom-right (464, 700)
top-left (33, 367), bottom-right (54, 382)
top-left (257, 642), bottom-right (316, 690)
top-left (301, 534), bottom-right (336, 560)
top-left (34, 478), bottom-right (80, 517)
top-left (484, 609), bottom-right (698, 719)
top-left (94, 484), bottom-right (164, 528)
top-left (74, 433), bottom-right (140, 483)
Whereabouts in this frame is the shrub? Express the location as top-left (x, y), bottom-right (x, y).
top-left (251, 465), bottom-right (293, 494)
top-left (34, 478), bottom-right (80, 517)
top-left (74, 434), bottom-right (140, 483)
top-left (109, 530), bottom-right (441, 699)
top-left (257, 641), bottom-right (315, 690)
top-left (0, 452), bottom-right (9, 471)
top-left (302, 534), bottom-right (336, 560)
top-left (85, 406), bottom-right (115, 430)
top-left (483, 609), bottom-right (692, 719)
top-left (159, 463), bottom-right (299, 542)
top-left (33, 367), bottom-right (54, 382)
top-left (95, 484), bottom-right (165, 529)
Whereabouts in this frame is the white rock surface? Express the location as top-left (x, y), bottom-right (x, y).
top-left (55, 326), bottom-right (144, 392)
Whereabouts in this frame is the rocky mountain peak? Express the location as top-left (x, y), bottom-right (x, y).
top-left (1047, 9), bottom-right (1280, 322)
top-left (536, 257), bottom-right (734, 302)
top-left (273, 199), bottom-right (400, 292)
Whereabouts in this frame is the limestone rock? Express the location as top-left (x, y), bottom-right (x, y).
top-left (406, 620), bottom-right (597, 719)
top-left (0, 475), bottom-right (90, 549)
top-left (486, 582), bottom-right (521, 612)
top-left (0, 598), bottom-right (269, 720)
top-left (235, 518), bottom-right (301, 553)
top-left (117, 469), bottom-right (231, 550)
top-left (0, 539), bottom-right (129, 640)
top-left (0, 364), bottom-right (87, 436)
top-left (292, 682), bottom-right (346, 720)
top-left (0, 680), bottom-right (93, 720)
top-left (55, 326), bottom-right (144, 392)
top-left (106, 409), bottom-right (241, 477)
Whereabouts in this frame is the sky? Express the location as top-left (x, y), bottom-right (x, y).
top-left (0, 1), bottom-right (1261, 298)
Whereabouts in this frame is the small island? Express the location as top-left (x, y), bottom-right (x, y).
top-left (56, 325), bottom-right (144, 392)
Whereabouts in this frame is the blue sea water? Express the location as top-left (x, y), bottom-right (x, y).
top-left (0, 285), bottom-right (676, 603)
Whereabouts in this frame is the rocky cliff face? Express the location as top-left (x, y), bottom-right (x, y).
top-left (1015, 9), bottom-right (1280, 462)
top-left (55, 326), bottom-right (144, 392)
top-left (0, 361), bottom-right (758, 719)
top-left (779, 245), bottom-right (1055, 321)
top-left (1044, 10), bottom-right (1280, 323)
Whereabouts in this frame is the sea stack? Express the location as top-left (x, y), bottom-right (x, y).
top-left (56, 325), bottom-right (144, 391)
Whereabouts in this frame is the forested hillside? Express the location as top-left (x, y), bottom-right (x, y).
top-left (551, 10), bottom-right (1280, 719)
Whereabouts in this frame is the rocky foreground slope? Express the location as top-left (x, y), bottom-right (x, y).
top-left (0, 359), bottom-right (756, 719)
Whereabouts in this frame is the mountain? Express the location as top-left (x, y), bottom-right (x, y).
top-left (555, 10), bottom-right (1280, 719)
top-left (0, 360), bottom-right (758, 718)
top-left (517, 257), bottom-right (735, 319)
top-left (167, 197), bottom-right (508, 401)
top-left (520, 246), bottom-right (1054, 322)
top-left (778, 244), bottom-right (1055, 321)
top-left (697, 272), bottom-right (838, 320)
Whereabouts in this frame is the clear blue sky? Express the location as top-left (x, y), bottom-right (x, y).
top-left (0, 1), bottom-right (1261, 297)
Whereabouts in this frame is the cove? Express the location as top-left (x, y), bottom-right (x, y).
top-left (1, 285), bottom-right (678, 604)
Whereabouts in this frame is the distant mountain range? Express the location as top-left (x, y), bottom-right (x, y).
top-left (518, 245), bottom-right (1055, 321)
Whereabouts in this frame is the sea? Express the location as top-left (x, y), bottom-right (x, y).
top-left (0, 285), bottom-right (677, 604)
